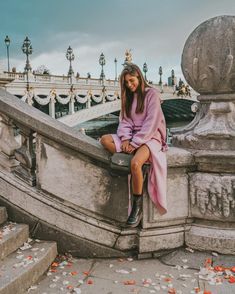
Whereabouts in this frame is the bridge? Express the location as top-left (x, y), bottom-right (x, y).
top-left (2, 71), bottom-right (198, 126)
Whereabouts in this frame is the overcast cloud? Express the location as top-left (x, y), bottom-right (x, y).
top-left (0, 0), bottom-right (235, 82)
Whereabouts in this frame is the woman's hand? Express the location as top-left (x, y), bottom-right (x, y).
top-left (126, 144), bottom-right (136, 154)
top-left (121, 140), bottom-right (130, 153)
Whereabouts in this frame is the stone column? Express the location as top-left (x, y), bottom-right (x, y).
top-left (171, 16), bottom-right (235, 254)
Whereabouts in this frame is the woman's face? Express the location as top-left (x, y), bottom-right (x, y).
top-left (125, 73), bottom-right (139, 92)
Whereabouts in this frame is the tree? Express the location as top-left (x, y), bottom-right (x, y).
top-left (35, 65), bottom-right (50, 75)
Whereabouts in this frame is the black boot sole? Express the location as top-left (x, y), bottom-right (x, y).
top-left (125, 213), bottom-right (143, 228)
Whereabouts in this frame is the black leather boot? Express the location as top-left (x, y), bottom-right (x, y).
top-left (126, 195), bottom-right (143, 227)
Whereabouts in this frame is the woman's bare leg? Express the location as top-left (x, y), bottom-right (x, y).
top-left (100, 134), bottom-right (116, 154)
top-left (131, 144), bottom-right (150, 194)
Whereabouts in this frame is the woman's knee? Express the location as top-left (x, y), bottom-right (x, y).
top-left (131, 159), bottom-right (142, 174)
top-left (100, 134), bottom-right (112, 147)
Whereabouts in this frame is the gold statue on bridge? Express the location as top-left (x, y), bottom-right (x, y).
top-left (124, 49), bottom-right (132, 64)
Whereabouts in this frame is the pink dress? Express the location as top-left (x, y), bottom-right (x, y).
top-left (111, 87), bottom-right (168, 214)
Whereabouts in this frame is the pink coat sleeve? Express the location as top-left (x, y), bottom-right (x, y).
top-left (117, 112), bottom-right (134, 141)
top-left (130, 89), bottom-right (163, 148)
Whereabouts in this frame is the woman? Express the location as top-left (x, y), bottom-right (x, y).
top-left (100, 63), bottom-right (167, 227)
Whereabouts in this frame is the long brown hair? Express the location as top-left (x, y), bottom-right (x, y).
top-left (120, 63), bottom-right (150, 118)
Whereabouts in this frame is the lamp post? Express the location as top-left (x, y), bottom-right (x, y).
top-left (99, 53), bottom-right (106, 84)
top-left (171, 69), bottom-right (175, 86)
top-left (22, 36), bottom-right (33, 91)
top-left (158, 66), bottom-right (163, 85)
top-left (143, 62), bottom-right (148, 81)
top-left (4, 35), bottom-right (10, 72)
top-left (66, 46), bottom-right (75, 85)
top-left (114, 58), bottom-right (117, 81)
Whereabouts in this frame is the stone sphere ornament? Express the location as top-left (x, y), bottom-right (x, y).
top-left (172, 15), bottom-right (235, 151)
top-left (181, 15), bottom-right (235, 94)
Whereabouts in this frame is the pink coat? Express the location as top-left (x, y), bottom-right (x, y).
top-left (112, 87), bottom-right (168, 214)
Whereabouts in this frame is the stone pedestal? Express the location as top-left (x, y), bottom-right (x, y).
top-left (172, 15), bottom-right (235, 254)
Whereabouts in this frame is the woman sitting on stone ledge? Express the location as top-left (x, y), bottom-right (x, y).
top-left (100, 63), bottom-right (168, 227)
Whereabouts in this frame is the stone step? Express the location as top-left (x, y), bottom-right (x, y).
top-left (0, 222), bottom-right (29, 260)
top-left (0, 240), bottom-right (57, 294)
top-left (0, 207), bottom-right (7, 225)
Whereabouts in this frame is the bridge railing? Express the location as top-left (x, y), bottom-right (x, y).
top-left (15, 88), bottom-right (120, 119)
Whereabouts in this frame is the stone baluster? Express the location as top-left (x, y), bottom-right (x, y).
top-left (0, 113), bottom-right (20, 172)
top-left (69, 93), bottom-right (75, 115)
top-left (26, 90), bottom-right (34, 106)
top-left (86, 91), bottom-right (91, 109)
top-left (171, 15), bottom-right (235, 254)
top-left (102, 87), bottom-right (106, 104)
top-left (49, 90), bottom-right (56, 118)
top-left (14, 123), bottom-right (36, 186)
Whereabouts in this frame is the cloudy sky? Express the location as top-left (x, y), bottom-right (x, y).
top-left (0, 0), bottom-right (235, 83)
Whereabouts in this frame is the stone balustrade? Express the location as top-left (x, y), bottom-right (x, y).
top-left (0, 88), bottom-right (195, 257)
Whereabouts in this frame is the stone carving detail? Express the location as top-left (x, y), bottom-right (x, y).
top-left (172, 100), bottom-right (235, 149)
top-left (190, 173), bottom-right (235, 218)
top-left (0, 113), bottom-right (19, 156)
top-left (14, 123), bottom-right (36, 186)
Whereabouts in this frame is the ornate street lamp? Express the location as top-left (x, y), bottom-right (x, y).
top-left (114, 58), bottom-right (117, 81)
top-left (99, 53), bottom-right (106, 84)
top-left (22, 36), bottom-right (33, 91)
top-left (143, 62), bottom-right (148, 80)
top-left (158, 66), bottom-right (163, 85)
top-left (66, 46), bottom-right (75, 85)
top-left (4, 35), bottom-right (10, 72)
top-left (171, 69), bottom-right (175, 86)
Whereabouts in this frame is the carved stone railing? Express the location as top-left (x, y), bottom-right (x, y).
top-left (0, 87), bottom-right (195, 257)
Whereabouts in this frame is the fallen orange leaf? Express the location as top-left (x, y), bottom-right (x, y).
top-left (168, 288), bottom-right (176, 294)
top-left (51, 262), bottom-right (59, 267)
top-left (228, 276), bottom-right (235, 283)
top-left (204, 258), bottom-right (212, 267)
top-left (50, 269), bottom-right (57, 273)
top-left (230, 267), bottom-right (235, 273)
top-left (203, 291), bottom-right (212, 294)
top-left (70, 271), bottom-right (78, 276)
top-left (83, 271), bottom-right (90, 276)
top-left (124, 280), bottom-right (136, 285)
top-left (214, 266), bottom-right (224, 272)
top-left (66, 285), bottom-right (73, 290)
